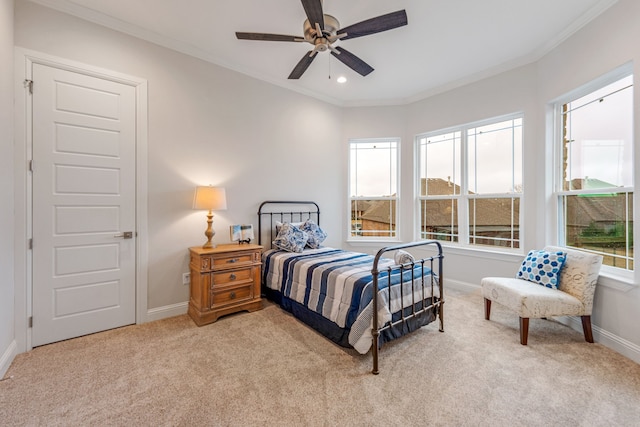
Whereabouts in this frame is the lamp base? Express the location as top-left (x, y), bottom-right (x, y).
top-left (202, 210), bottom-right (216, 249)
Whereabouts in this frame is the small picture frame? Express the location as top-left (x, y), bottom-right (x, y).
top-left (230, 224), bottom-right (254, 244)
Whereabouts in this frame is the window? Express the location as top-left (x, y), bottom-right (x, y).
top-left (555, 73), bottom-right (634, 271)
top-left (349, 138), bottom-right (399, 240)
top-left (417, 115), bottom-right (523, 248)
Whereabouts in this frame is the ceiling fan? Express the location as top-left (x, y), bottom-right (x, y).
top-left (235, 0), bottom-right (408, 79)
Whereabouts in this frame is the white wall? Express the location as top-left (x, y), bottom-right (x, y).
top-left (407, 64), bottom-right (540, 285)
top-left (9, 0), bottom-right (640, 364)
top-left (341, 105), bottom-right (408, 249)
top-left (343, 0), bottom-right (640, 361)
top-left (343, 64), bottom-right (539, 276)
top-left (536, 0), bottom-right (640, 358)
top-left (14, 1), bottom-right (343, 315)
top-left (0, 0), bottom-right (15, 378)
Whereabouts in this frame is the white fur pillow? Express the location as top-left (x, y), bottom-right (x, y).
top-left (394, 250), bottom-right (415, 265)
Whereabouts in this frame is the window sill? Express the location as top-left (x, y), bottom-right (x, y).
top-left (436, 242), bottom-right (524, 261)
top-left (345, 238), bottom-right (402, 247)
top-left (597, 270), bottom-right (637, 292)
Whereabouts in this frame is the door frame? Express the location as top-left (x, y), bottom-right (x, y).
top-left (13, 48), bottom-right (149, 352)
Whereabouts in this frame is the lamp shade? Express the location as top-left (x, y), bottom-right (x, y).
top-left (193, 186), bottom-right (227, 211)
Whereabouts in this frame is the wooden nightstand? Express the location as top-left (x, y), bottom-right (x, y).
top-left (188, 243), bottom-right (263, 326)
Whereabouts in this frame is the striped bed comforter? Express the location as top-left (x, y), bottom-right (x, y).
top-left (262, 247), bottom-right (437, 354)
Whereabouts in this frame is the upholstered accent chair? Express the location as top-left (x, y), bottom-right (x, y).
top-left (481, 246), bottom-right (603, 345)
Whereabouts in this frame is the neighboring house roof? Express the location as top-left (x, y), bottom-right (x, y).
top-left (356, 177), bottom-right (620, 230)
top-left (419, 199), bottom-right (458, 226)
top-left (421, 177), bottom-right (461, 196)
top-left (360, 200), bottom-right (396, 226)
top-left (566, 194), bottom-right (627, 226)
top-left (565, 178), bottom-right (626, 226)
top-left (422, 178), bottom-right (516, 227)
top-left (470, 198), bottom-right (517, 228)
top-left (351, 199), bottom-right (374, 213)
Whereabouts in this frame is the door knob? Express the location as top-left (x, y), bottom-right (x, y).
top-left (114, 231), bottom-right (134, 239)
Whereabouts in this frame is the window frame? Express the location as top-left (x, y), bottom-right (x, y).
top-left (551, 64), bottom-right (635, 282)
top-left (415, 113), bottom-right (524, 251)
top-left (347, 137), bottom-right (401, 243)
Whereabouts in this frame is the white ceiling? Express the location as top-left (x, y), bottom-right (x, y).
top-left (30, 0), bottom-right (617, 106)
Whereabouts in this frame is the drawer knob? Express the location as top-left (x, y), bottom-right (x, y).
top-left (230, 273), bottom-right (237, 280)
top-left (227, 258), bottom-right (239, 263)
top-left (230, 292), bottom-right (236, 299)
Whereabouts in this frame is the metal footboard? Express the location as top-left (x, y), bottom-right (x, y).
top-left (371, 240), bottom-right (444, 374)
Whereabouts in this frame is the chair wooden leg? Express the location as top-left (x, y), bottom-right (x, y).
top-left (484, 298), bottom-right (491, 320)
top-left (519, 317), bottom-right (529, 345)
top-left (581, 315), bottom-right (594, 343)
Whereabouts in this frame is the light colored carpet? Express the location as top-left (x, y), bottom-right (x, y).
top-left (2, 289), bottom-right (639, 426)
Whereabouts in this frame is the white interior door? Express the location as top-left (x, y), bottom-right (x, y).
top-left (31, 63), bottom-right (137, 347)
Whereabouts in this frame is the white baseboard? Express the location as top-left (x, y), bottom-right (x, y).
top-left (445, 278), bottom-right (481, 294)
top-left (0, 340), bottom-right (17, 379)
top-left (559, 316), bottom-right (640, 365)
top-left (450, 278), bottom-right (640, 365)
top-left (145, 301), bottom-right (188, 323)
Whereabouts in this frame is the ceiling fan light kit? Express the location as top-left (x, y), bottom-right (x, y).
top-left (235, 0), bottom-right (407, 79)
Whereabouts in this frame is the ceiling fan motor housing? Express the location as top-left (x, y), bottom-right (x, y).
top-left (235, 1), bottom-right (408, 79)
top-left (304, 14), bottom-right (339, 42)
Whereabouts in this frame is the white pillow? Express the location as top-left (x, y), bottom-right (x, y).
top-left (394, 249), bottom-right (415, 265)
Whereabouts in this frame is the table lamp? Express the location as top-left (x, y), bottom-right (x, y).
top-left (193, 186), bottom-right (227, 248)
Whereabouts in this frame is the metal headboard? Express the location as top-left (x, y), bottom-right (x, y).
top-left (257, 201), bottom-right (320, 248)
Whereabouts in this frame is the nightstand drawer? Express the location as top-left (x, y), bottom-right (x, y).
top-left (211, 267), bottom-right (252, 286)
top-left (212, 253), bottom-right (254, 267)
top-left (211, 284), bottom-right (252, 306)
top-left (189, 244), bottom-right (263, 326)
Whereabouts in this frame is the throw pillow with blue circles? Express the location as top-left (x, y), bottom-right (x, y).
top-left (516, 249), bottom-right (567, 289)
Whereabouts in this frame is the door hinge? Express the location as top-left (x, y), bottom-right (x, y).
top-left (28, 159), bottom-right (33, 173)
top-left (28, 238), bottom-right (33, 250)
top-left (24, 79), bottom-right (33, 94)
top-left (28, 316), bottom-right (33, 328)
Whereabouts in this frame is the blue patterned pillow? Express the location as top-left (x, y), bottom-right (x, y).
top-left (301, 220), bottom-right (327, 249)
top-left (275, 221), bottom-right (304, 234)
top-left (516, 249), bottom-right (567, 289)
top-left (272, 222), bottom-right (309, 253)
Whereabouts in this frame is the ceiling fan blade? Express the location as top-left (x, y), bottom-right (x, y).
top-left (330, 46), bottom-right (374, 76)
top-left (301, 0), bottom-right (324, 31)
top-left (288, 51), bottom-right (318, 79)
top-left (337, 10), bottom-right (407, 40)
top-left (236, 32), bottom-right (304, 42)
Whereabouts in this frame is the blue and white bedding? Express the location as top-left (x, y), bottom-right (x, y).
top-left (262, 247), bottom-right (438, 354)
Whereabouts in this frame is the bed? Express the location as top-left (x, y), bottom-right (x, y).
top-left (258, 201), bottom-right (445, 374)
